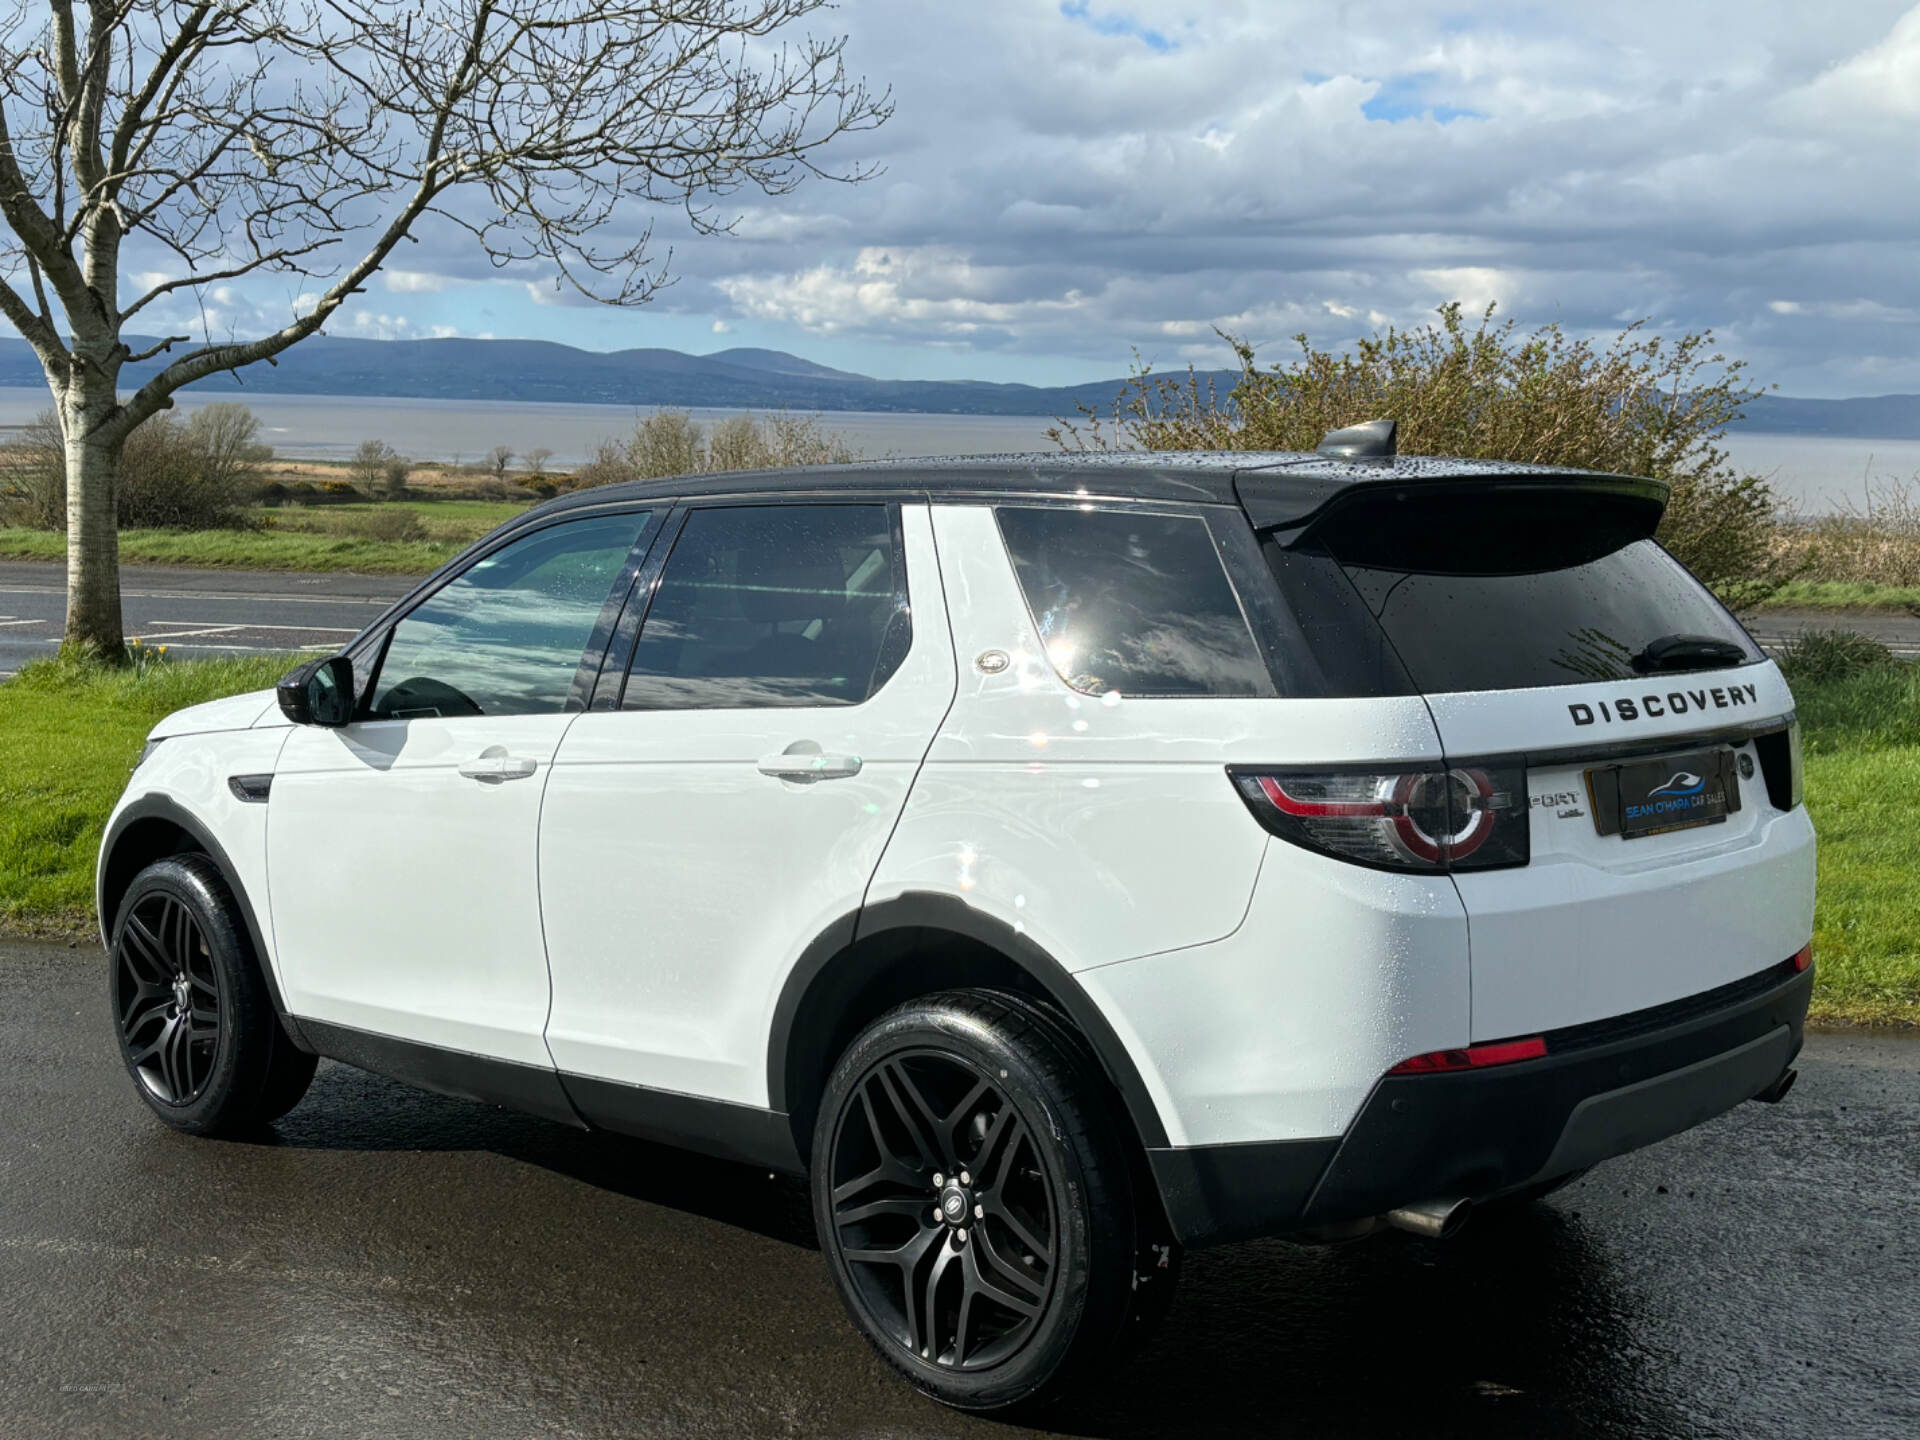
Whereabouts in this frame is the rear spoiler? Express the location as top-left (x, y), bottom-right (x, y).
top-left (1234, 464), bottom-right (1670, 543)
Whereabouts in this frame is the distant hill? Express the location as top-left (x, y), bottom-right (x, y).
top-left (1737, 394), bottom-right (1920, 440)
top-left (0, 334), bottom-right (1212, 418)
top-left (0, 333), bottom-right (1914, 435)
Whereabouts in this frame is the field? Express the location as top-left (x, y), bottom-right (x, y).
top-left (0, 653), bottom-right (1912, 1027)
top-left (0, 498), bottom-right (530, 574)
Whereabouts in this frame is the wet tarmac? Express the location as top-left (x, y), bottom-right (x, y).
top-left (3, 940), bottom-right (1915, 1439)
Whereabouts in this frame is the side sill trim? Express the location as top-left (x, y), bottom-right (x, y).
top-left (301, 1019), bottom-right (587, 1129)
top-left (298, 1020), bottom-right (803, 1173)
top-left (560, 1073), bottom-right (804, 1174)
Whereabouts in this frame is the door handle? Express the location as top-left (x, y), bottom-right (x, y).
top-left (757, 751), bottom-right (863, 781)
top-left (458, 755), bottom-right (539, 782)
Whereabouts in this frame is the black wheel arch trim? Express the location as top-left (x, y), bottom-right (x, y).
top-left (98, 793), bottom-right (313, 1053)
top-left (765, 891), bottom-right (1173, 1154)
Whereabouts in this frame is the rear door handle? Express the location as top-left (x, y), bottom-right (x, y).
top-left (458, 756), bottom-right (539, 782)
top-left (757, 751), bottom-right (863, 781)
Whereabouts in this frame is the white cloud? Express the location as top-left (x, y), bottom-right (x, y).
top-left (384, 270), bottom-right (450, 293)
top-left (52, 0), bottom-right (1920, 394)
top-left (1791, 6), bottom-right (1920, 125)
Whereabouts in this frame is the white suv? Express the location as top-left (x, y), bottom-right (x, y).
top-left (98, 432), bottom-right (1815, 1413)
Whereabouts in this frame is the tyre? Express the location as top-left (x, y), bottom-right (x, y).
top-left (812, 988), bottom-right (1170, 1413)
top-left (109, 854), bottom-right (317, 1136)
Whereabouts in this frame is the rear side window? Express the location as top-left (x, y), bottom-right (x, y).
top-left (623, 504), bottom-right (908, 710)
top-left (1280, 487), bottom-right (1764, 695)
top-left (995, 507), bottom-right (1273, 698)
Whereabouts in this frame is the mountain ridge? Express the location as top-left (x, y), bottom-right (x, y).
top-left (0, 333), bottom-right (1908, 435)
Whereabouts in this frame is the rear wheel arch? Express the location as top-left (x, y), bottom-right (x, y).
top-left (769, 893), bottom-right (1173, 1170)
top-left (98, 797), bottom-right (310, 1052)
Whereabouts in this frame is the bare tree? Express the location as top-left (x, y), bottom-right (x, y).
top-left (487, 445), bottom-right (515, 478)
top-left (348, 438), bottom-right (398, 493)
top-left (189, 403), bottom-right (273, 497)
top-left (523, 447), bottom-right (553, 476)
top-left (0, 2), bottom-right (889, 654)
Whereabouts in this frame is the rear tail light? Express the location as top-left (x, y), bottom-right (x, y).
top-left (1390, 1035), bottom-right (1548, 1075)
top-left (1791, 942), bottom-right (1812, 973)
top-left (1231, 762), bottom-right (1529, 872)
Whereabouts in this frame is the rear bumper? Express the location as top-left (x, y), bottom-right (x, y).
top-left (1147, 956), bottom-right (1812, 1248)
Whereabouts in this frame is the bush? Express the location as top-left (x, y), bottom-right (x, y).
top-left (1778, 481), bottom-right (1920, 588)
top-left (1776, 628), bottom-right (1898, 687)
top-left (0, 410), bottom-right (66, 527)
top-left (1055, 303), bottom-right (1796, 608)
top-left (564, 410), bottom-right (856, 492)
top-left (121, 405), bottom-right (271, 529)
top-left (3, 403), bottom-right (271, 530)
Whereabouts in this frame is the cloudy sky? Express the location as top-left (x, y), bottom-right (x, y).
top-left (27, 1), bottom-right (1920, 395)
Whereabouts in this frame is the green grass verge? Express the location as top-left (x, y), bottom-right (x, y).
top-left (0, 524), bottom-right (461, 574)
top-left (1792, 663), bottom-right (1920, 1027)
top-left (1757, 580), bottom-right (1920, 613)
top-left (0, 654), bottom-right (294, 936)
top-left (0, 500), bottom-right (533, 572)
top-left (0, 655), bottom-right (1915, 1026)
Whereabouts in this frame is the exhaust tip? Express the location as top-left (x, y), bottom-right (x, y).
top-left (1384, 1197), bottom-right (1473, 1241)
top-left (1754, 1068), bottom-right (1798, 1105)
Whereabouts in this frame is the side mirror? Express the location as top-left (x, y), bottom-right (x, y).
top-left (277, 655), bottom-right (356, 727)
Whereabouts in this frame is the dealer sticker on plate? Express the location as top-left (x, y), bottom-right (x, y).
top-left (1587, 747), bottom-right (1742, 839)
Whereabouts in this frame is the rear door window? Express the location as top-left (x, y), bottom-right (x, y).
top-left (995, 506), bottom-right (1274, 698)
top-left (622, 503), bottom-right (908, 710)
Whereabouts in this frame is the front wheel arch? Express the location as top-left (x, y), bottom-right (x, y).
top-left (98, 796), bottom-right (310, 1053)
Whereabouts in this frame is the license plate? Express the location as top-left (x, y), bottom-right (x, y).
top-left (1588, 747), bottom-right (1741, 839)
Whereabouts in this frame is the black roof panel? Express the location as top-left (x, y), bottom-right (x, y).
top-left (521, 450), bottom-right (1664, 530)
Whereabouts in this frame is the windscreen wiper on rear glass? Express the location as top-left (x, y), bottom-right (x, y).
top-left (1630, 633), bottom-right (1749, 675)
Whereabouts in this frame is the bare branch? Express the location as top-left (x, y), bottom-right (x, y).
top-left (123, 331), bottom-right (188, 362)
top-left (0, 271), bottom-right (67, 372)
top-left (0, 0), bottom-right (891, 651)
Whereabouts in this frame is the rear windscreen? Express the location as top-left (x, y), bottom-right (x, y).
top-left (1264, 488), bottom-right (1765, 695)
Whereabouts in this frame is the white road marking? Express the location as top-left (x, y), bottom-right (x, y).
top-left (0, 584), bottom-right (397, 606)
top-left (146, 619), bottom-right (359, 634)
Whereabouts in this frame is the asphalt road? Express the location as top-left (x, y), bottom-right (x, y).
top-left (2, 942), bottom-right (1916, 1439)
top-left (1746, 609), bottom-right (1920, 659)
top-left (0, 562), bottom-right (405, 675)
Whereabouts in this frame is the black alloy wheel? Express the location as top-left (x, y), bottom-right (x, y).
top-left (828, 1048), bottom-right (1060, 1370)
top-left (114, 890), bottom-right (222, 1106)
top-left (109, 854), bottom-right (318, 1135)
top-left (814, 989), bottom-right (1168, 1414)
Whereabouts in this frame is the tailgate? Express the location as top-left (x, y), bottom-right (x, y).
top-left (1428, 666), bottom-right (1814, 1037)
top-left (1237, 468), bottom-right (1817, 1040)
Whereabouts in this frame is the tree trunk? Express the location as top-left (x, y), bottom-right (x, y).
top-left (62, 383), bottom-right (126, 658)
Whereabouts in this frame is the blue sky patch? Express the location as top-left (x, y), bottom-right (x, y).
top-left (1059, 2), bottom-right (1177, 54)
top-left (1363, 72), bottom-right (1485, 124)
